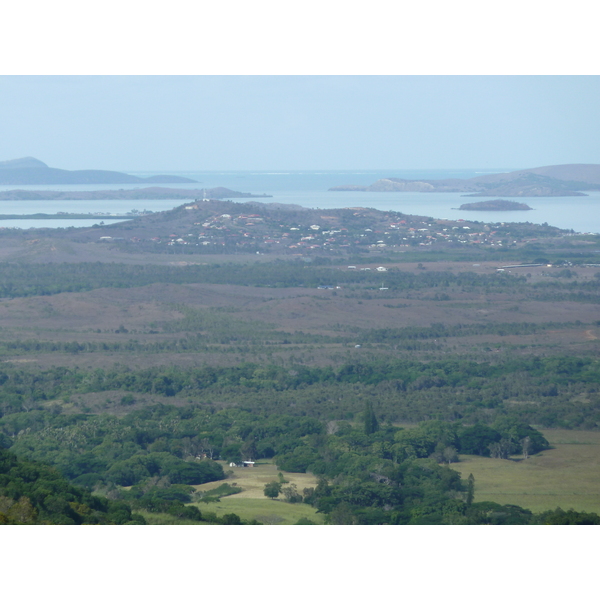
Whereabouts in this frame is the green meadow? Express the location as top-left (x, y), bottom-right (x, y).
top-left (191, 462), bottom-right (324, 525)
top-left (450, 429), bottom-right (600, 513)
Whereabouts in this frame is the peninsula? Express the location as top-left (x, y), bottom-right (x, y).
top-left (329, 164), bottom-right (600, 197)
top-left (0, 157), bottom-right (197, 185)
top-left (0, 187), bottom-right (272, 202)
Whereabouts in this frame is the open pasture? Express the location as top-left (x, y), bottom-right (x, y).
top-left (192, 461), bottom-right (324, 525)
top-left (450, 429), bottom-right (600, 513)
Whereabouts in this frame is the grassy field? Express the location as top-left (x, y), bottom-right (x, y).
top-left (450, 429), bottom-right (600, 514)
top-left (191, 461), bottom-right (325, 525)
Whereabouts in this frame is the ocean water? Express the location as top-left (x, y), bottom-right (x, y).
top-left (0, 169), bottom-right (598, 234)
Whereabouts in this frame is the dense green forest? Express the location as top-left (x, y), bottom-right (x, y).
top-left (1, 355), bottom-right (598, 427)
top-left (3, 402), bottom-right (598, 525)
top-left (0, 446), bottom-right (146, 524)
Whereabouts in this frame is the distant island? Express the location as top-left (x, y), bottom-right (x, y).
top-left (0, 187), bottom-right (272, 201)
top-left (458, 199), bottom-right (533, 211)
top-left (0, 157), bottom-right (197, 185)
top-left (329, 164), bottom-right (600, 197)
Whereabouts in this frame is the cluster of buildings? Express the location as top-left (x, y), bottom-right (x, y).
top-left (96, 201), bottom-right (564, 255)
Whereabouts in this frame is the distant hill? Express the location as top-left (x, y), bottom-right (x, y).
top-left (329, 164), bottom-right (600, 197)
top-left (0, 156), bottom-right (48, 169)
top-left (0, 157), bottom-right (197, 185)
top-left (472, 164), bottom-right (600, 185)
top-left (46, 195), bottom-right (566, 260)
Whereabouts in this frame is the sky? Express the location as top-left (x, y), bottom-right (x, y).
top-left (1, 75), bottom-right (599, 172)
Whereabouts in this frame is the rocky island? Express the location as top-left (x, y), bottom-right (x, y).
top-left (458, 199), bottom-right (533, 211)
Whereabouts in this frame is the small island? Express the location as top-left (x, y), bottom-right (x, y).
top-left (457, 199), bottom-right (533, 211)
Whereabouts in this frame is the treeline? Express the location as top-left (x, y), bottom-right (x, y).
top-left (2, 260), bottom-right (598, 299)
top-left (3, 320), bottom-right (584, 357)
top-left (0, 332), bottom-right (340, 356)
top-left (1, 356), bottom-right (599, 428)
top-left (1, 356), bottom-right (597, 403)
top-left (340, 321), bottom-right (584, 342)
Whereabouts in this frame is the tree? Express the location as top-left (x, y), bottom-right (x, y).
top-left (489, 438), bottom-right (515, 459)
top-left (458, 424), bottom-right (501, 456)
top-left (263, 481), bottom-right (282, 500)
top-left (282, 483), bottom-right (302, 503)
top-left (199, 438), bottom-right (216, 460)
top-left (540, 508), bottom-right (600, 525)
top-left (442, 446), bottom-right (459, 465)
top-left (327, 502), bottom-right (357, 525)
top-left (363, 400), bottom-right (379, 435)
top-left (466, 473), bottom-right (475, 507)
top-left (221, 513), bottom-right (242, 525)
top-left (241, 438), bottom-right (257, 461)
top-left (430, 436), bottom-right (460, 464)
top-left (521, 436), bottom-right (531, 460)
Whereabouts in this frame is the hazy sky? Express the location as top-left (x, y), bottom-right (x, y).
top-left (1, 76), bottom-right (598, 172)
